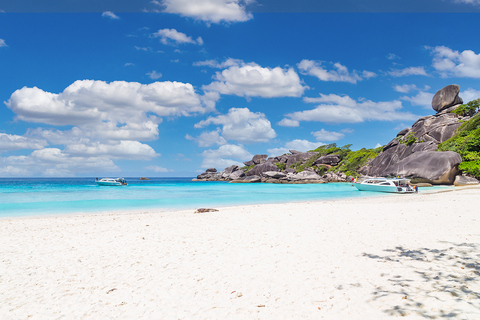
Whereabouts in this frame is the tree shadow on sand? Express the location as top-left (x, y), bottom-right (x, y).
top-left (363, 242), bottom-right (480, 319)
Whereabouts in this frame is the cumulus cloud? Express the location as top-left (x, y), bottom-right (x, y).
top-left (400, 91), bottom-right (434, 109)
top-left (388, 67), bottom-right (428, 77)
top-left (311, 129), bottom-right (345, 142)
top-left (297, 59), bottom-right (376, 84)
top-left (6, 80), bottom-right (207, 127)
top-left (193, 58), bottom-right (243, 69)
top-left (0, 39), bottom-right (7, 47)
top-left (430, 46), bottom-right (480, 78)
top-left (203, 62), bottom-right (306, 98)
top-left (186, 129), bottom-right (227, 147)
top-left (201, 144), bottom-right (252, 169)
top-left (280, 93), bottom-right (418, 125)
top-left (102, 11), bottom-right (120, 19)
top-left (461, 88), bottom-right (480, 103)
top-left (0, 149), bottom-right (119, 177)
top-left (277, 118), bottom-right (300, 127)
top-left (153, 28), bottom-right (203, 45)
top-left (194, 107), bottom-right (276, 143)
top-left (0, 133), bottom-right (47, 151)
top-left (3, 79), bottom-right (215, 174)
top-left (145, 165), bottom-right (172, 173)
top-left (267, 139), bottom-right (323, 156)
top-left (157, 0), bottom-right (253, 24)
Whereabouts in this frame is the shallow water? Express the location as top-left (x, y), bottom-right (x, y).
top-left (0, 177), bottom-right (448, 218)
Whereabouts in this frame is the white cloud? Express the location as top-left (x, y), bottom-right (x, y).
top-left (203, 62), bottom-right (306, 98)
top-left (3, 79), bottom-right (216, 175)
top-left (277, 118), bottom-right (300, 127)
top-left (311, 129), bottom-right (345, 142)
top-left (0, 149), bottom-right (119, 177)
top-left (453, 0), bottom-right (480, 5)
top-left (158, 0), bottom-right (253, 24)
top-left (393, 84), bottom-right (419, 93)
top-left (430, 46), bottom-right (480, 78)
top-left (267, 139), bottom-right (323, 157)
top-left (145, 165), bottom-right (172, 173)
top-left (388, 67), bottom-right (428, 77)
top-left (400, 91), bottom-right (434, 109)
top-left (153, 28), bottom-right (203, 45)
top-left (0, 39), bottom-right (7, 47)
top-left (0, 133), bottom-right (47, 151)
top-left (387, 53), bottom-right (400, 60)
top-left (297, 59), bottom-right (376, 84)
top-left (65, 140), bottom-right (157, 160)
top-left (281, 93), bottom-right (418, 125)
top-left (201, 144), bottom-right (252, 169)
top-left (193, 58), bottom-right (243, 68)
top-left (186, 129), bottom-right (227, 147)
top-left (194, 107), bottom-right (276, 143)
top-left (461, 88), bottom-right (480, 103)
top-left (146, 70), bottom-right (162, 79)
top-left (6, 80), bottom-right (207, 127)
top-left (102, 11), bottom-right (120, 19)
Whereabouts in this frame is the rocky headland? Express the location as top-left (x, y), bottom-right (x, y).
top-left (194, 85), bottom-right (480, 186)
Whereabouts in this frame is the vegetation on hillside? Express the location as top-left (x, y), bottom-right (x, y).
top-left (297, 143), bottom-right (383, 177)
top-left (438, 105), bottom-right (480, 178)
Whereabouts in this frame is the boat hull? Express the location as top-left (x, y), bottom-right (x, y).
top-left (355, 184), bottom-right (414, 193)
top-left (96, 181), bottom-right (123, 186)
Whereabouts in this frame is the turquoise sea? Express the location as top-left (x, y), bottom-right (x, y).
top-left (0, 177), bottom-right (442, 218)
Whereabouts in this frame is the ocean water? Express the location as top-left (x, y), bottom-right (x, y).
top-left (0, 177), bottom-right (433, 218)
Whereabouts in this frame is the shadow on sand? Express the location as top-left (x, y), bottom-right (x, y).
top-left (363, 242), bottom-right (480, 318)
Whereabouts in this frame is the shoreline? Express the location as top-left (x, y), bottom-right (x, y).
top-left (2, 187), bottom-right (480, 319)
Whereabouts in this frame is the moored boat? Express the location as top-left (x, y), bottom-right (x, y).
top-left (96, 178), bottom-right (128, 186)
top-left (355, 177), bottom-right (415, 193)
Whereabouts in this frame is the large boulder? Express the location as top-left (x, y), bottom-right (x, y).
top-left (454, 175), bottom-right (480, 186)
top-left (245, 162), bottom-right (280, 176)
top-left (432, 84), bottom-right (463, 113)
top-left (252, 154), bottom-right (268, 165)
top-left (206, 168), bottom-right (217, 173)
top-left (380, 151), bottom-right (462, 184)
top-left (314, 154), bottom-right (340, 166)
top-left (229, 169), bottom-right (245, 180)
top-left (263, 171), bottom-right (287, 179)
top-left (285, 151), bottom-right (316, 167)
top-left (220, 165), bottom-right (241, 180)
top-left (287, 170), bottom-right (324, 182)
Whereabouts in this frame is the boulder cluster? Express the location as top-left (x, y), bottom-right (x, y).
top-left (194, 151), bottom-right (350, 183)
top-left (195, 85), bottom-right (480, 186)
top-left (359, 85), bottom-right (472, 184)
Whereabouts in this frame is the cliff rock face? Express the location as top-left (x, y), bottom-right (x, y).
top-left (360, 84), bottom-right (467, 184)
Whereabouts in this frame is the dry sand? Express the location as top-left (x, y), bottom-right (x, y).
top-left (1, 187), bottom-right (480, 319)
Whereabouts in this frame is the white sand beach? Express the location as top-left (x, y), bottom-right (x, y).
top-left (1, 188), bottom-right (480, 320)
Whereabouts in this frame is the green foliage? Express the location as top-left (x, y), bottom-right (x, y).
top-left (452, 98), bottom-right (480, 117)
top-left (458, 160), bottom-right (480, 177)
top-left (275, 162), bottom-right (286, 171)
top-left (398, 132), bottom-right (419, 146)
top-left (241, 165), bottom-right (255, 172)
top-left (438, 111), bottom-right (480, 177)
top-left (335, 147), bottom-right (382, 177)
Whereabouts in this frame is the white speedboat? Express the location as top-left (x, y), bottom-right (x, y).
top-left (355, 177), bottom-right (415, 193)
top-left (96, 178), bottom-right (128, 186)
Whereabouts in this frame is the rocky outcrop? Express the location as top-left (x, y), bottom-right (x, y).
top-left (195, 85), bottom-right (474, 185)
top-left (245, 162), bottom-right (279, 176)
top-left (432, 84), bottom-right (463, 113)
top-left (360, 84), bottom-right (469, 184)
top-left (379, 151), bottom-right (462, 184)
top-left (454, 175), bottom-right (480, 186)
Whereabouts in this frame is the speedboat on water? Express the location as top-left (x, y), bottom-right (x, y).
top-left (95, 178), bottom-right (128, 186)
top-left (355, 177), bottom-right (415, 193)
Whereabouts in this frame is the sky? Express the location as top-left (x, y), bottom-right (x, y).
top-left (1, 1), bottom-right (480, 177)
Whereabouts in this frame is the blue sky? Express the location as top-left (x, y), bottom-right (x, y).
top-left (1, 0), bottom-right (480, 177)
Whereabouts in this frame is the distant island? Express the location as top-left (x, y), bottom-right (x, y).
top-left (195, 85), bottom-right (480, 186)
